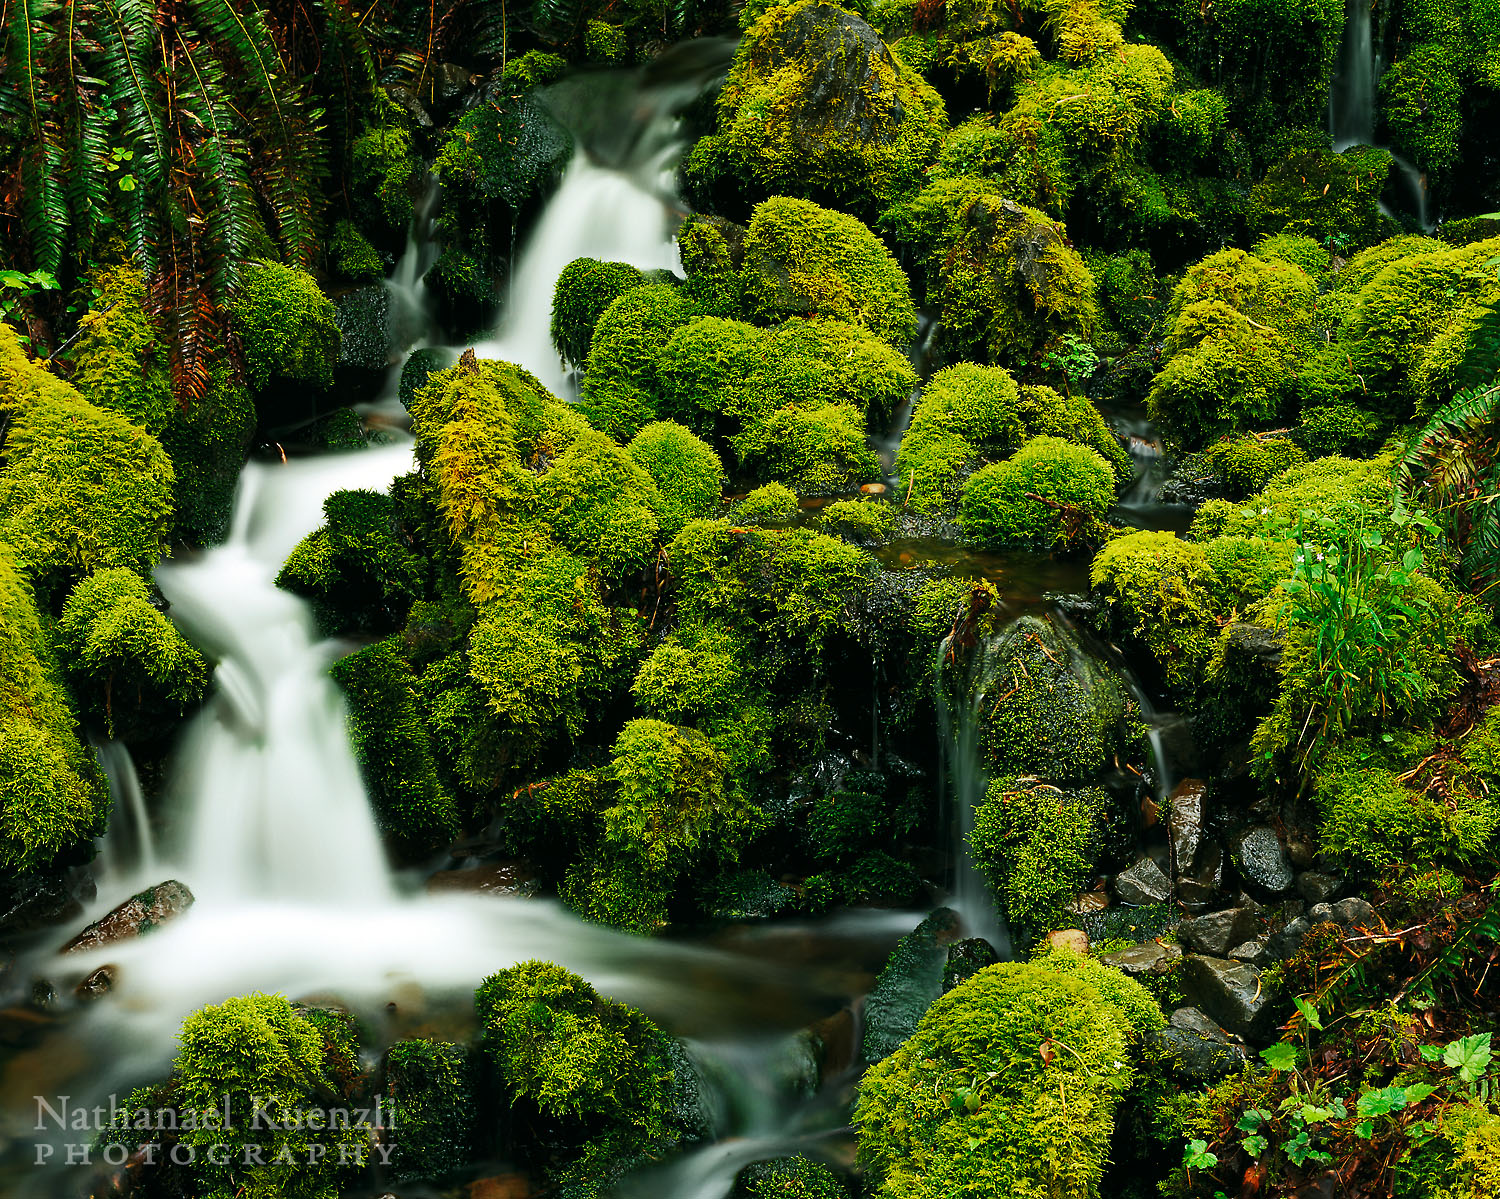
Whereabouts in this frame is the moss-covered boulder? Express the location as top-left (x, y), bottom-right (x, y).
top-left (0, 552), bottom-right (105, 872)
top-left (855, 953), bottom-right (1159, 1199)
top-left (56, 568), bottom-right (207, 741)
top-left (551, 258), bottom-right (649, 369)
top-left (957, 436), bottom-right (1114, 549)
top-left (381, 1039), bottom-right (477, 1183)
top-left (885, 179), bottom-right (1097, 366)
top-left (685, 0), bottom-right (947, 216)
top-left (67, 266), bottom-right (174, 434)
top-left (581, 284), bottom-right (705, 441)
top-left (1248, 143), bottom-right (1393, 250)
top-left (739, 197), bottom-right (917, 344)
top-left (159, 364), bottom-right (256, 547)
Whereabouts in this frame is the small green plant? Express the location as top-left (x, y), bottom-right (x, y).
top-left (1042, 334), bottom-right (1100, 395)
top-left (104, 146), bottom-right (137, 191)
top-left (0, 268), bottom-right (59, 340)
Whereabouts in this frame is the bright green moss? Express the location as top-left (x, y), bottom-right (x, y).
top-left (855, 961), bottom-right (1139, 1199)
top-left (1018, 384), bottom-right (1132, 482)
top-left (1248, 145), bottom-right (1393, 249)
top-left (475, 961), bottom-right (673, 1135)
top-left (685, 0), bottom-right (948, 216)
top-left (1164, 246), bottom-right (1319, 341)
top-left (1086, 248), bottom-right (1166, 347)
top-left (822, 498), bottom-right (892, 542)
top-left (958, 436), bottom-right (1114, 549)
top-left (1314, 761), bottom-right (1500, 872)
top-left (1252, 233), bottom-right (1331, 278)
top-left (67, 266), bottom-right (174, 433)
top-left (604, 718), bottom-right (748, 875)
top-left (1204, 434), bottom-right (1308, 497)
top-left (912, 576), bottom-right (999, 639)
top-left (581, 284), bottom-right (704, 441)
top-left (1200, 535), bottom-right (1294, 609)
top-left (584, 18), bottom-right (628, 61)
top-left (1187, 452), bottom-right (1397, 539)
top-left (561, 854), bottom-right (673, 934)
top-left (739, 197), bottom-right (917, 344)
top-left (1031, 944), bottom-right (1163, 1039)
top-left (1381, 45), bottom-right (1465, 176)
top-left (0, 552), bottom-right (105, 871)
top-left (735, 482), bottom-right (800, 524)
top-left (330, 638), bottom-right (460, 860)
top-left (382, 1040), bottom-right (476, 1184)
top-left (155, 365), bottom-right (254, 547)
top-left (170, 994), bottom-right (368, 1199)
top-left (627, 421), bottom-right (724, 533)
top-left (278, 488), bottom-right (426, 636)
top-left (230, 260), bottom-right (340, 391)
top-left (540, 429), bottom-right (663, 584)
top-left (631, 626), bottom-right (750, 725)
top-left (551, 259), bottom-right (648, 369)
top-left (739, 1155), bottom-right (849, 1198)
top-left (885, 178), bottom-right (1097, 366)
top-left (330, 219), bottom-right (384, 284)
top-left (353, 124), bottom-right (418, 233)
top-left (1091, 531), bottom-right (1220, 693)
top-left (970, 615), bottom-right (1126, 782)
top-left (500, 49), bottom-right (568, 89)
top-left (425, 245), bottom-right (493, 314)
top-left (433, 90), bottom-right (569, 213)
top-left (0, 327), bottom-right (174, 603)
top-left (736, 401), bottom-right (883, 494)
top-left (897, 363), bottom-right (1023, 510)
top-left (1461, 706), bottom-right (1500, 791)
top-left (56, 568), bottom-right (207, 741)
top-left (970, 777), bottom-right (1105, 939)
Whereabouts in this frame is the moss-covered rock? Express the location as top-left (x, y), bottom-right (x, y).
top-left (627, 421), bottom-right (724, 533)
top-left (330, 638), bottom-right (461, 860)
top-left (381, 1039), bottom-right (476, 1184)
top-left (855, 957), bottom-right (1153, 1199)
top-left (230, 260), bottom-right (341, 392)
top-left (67, 266), bottom-right (174, 434)
top-left (0, 326), bottom-right (175, 603)
top-left (1248, 144), bottom-right (1394, 250)
top-left (739, 196), bottom-right (917, 344)
top-left (581, 284), bottom-right (705, 441)
top-left (552, 259), bottom-right (649, 369)
top-left (353, 123), bottom-right (420, 236)
top-left (476, 961), bottom-right (674, 1138)
top-left (0, 551), bottom-right (105, 871)
top-left (159, 364), bottom-right (256, 547)
top-left (885, 178), bottom-right (1097, 366)
top-left (56, 568), bottom-right (207, 741)
top-left (685, 0), bottom-right (947, 216)
top-left (1204, 433), bottom-right (1307, 497)
top-left (734, 482), bottom-right (801, 525)
top-left (737, 1155), bottom-right (849, 1198)
top-left (957, 436), bottom-right (1114, 549)
top-left (540, 429), bottom-right (664, 584)
top-left (330, 219), bottom-right (385, 284)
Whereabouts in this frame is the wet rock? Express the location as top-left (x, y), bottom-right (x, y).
top-left (1177, 842), bottom-right (1225, 913)
top-left (0, 1005), bottom-right (55, 1049)
top-left (1114, 857), bottom-right (1171, 906)
top-left (860, 908), bottom-right (962, 1066)
top-left (432, 62), bottom-right (478, 117)
top-left (1231, 826), bottom-right (1294, 895)
top-left (334, 285), bottom-right (391, 373)
top-left (384, 84), bottom-right (433, 128)
top-left (1267, 915), bottom-right (1312, 962)
top-left (61, 880), bottom-right (194, 954)
top-left (860, 483), bottom-right (887, 495)
top-left (74, 965), bottom-right (116, 1002)
top-left (1230, 937), bottom-right (1271, 966)
top-left (807, 1007), bottom-right (857, 1080)
top-left (942, 936), bottom-right (1000, 993)
top-left (0, 865), bottom-right (96, 938)
top-left (1098, 940), bottom-right (1182, 980)
top-left (425, 860), bottom-right (540, 899)
top-left (1310, 897), bottom-right (1376, 932)
top-left (1147, 1006), bottom-right (1247, 1082)
top-left (1046, 929), bottom-right (1089, 955)
top-left (1167, 778), bottom-right (1207, 878)
top-left (1068, 891), bottom-right (1110, 915)
top-left (1180, 955), bottom-right (1276, 1040)
top-left (1179, 907), bottom-right (1258, 957)
top-left (1157, 456), bottom-right (1224, 507)
top-left (1285, 830), bottom-right (1318, 869)
top-left (1297, 871), bottom-right (1343, 905)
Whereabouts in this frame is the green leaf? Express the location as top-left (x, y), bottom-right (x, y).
top-left (1444, 1034), bottom-right (1493, 1083)
top-left (1241, 1134), bottom-right (1268, 1155)
top-left (1419, 1044), bottom-right (1443, 1062)
top-left (1261, 1042), bottom-right (1299, 1070)
top-left (1293, 996), bottom-right (1323, 1031)
top-left (1355, 1119), bottom-right (1374, 1139)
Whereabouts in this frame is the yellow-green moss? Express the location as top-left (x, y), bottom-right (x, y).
top-left (230, 260), bottom-right (340, 391)
top-left (958, 436), bottom-right (1114, 548)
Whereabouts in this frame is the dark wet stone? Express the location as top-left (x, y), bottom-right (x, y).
top-left (1229, 937), bottom-right (1271, 966)
top-left (1098, 940), bottom-right (1182, 979)
top-left (385, 85), bottom-right (433, 128)
top-left (432, 62), bottom-right (477, 116)
top-left (1147, 1005), bottom-right (1247, 1082)
top-left (860, 908), bottom-right (962, 1066)
top-left (943, 936), bottom-right (1000, 993)
top-left (1180, 955), bottom-right (1277, 1040)
top-left (425, 860), bottom-right (539, 899)
top-left (61, 880), bottom-right (195, 954)
top-left (1296, 871), bottom-right (1343, 905)
top-left (1267, 916), bottom-right (1312, 962)
top-left (1310, 897), bottom-right (1376, 931)
top-left (1167, 778), bottom-right (1207, 879)
top-left (335, 285), bottom-right (392, 373)
top-left (0, 865), bottom-right (95, 938)
top-left (1115, 857), bottom-right (1171, 906)
top-left (75, 965), bottom-right (116, 1002)
top-left (1179, 907), bottom-right (1258, 957)
top-left (1231, 826), bottom-right (1294, 894)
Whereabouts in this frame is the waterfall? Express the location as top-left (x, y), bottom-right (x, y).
top-left (154, 445), bottom-right (415, 904)
top-left (386, 172), bottom-right (443, 354)
top-left (1328, 0), bottom-right (1430, 228)
top-left (92, 740), bottom-right (156, 884)
top-left (934, 639), bottom-right (1011, 955)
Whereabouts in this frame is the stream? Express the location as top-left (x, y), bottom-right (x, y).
top-left (0, 39), bottom-right (1202, 1199)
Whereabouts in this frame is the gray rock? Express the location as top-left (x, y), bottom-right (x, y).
top-left (1232, 826), bottom-right (1294, 894)
top-left (1179, 955), bottom-right (1277, 1040)
top-left (1148, 1006), bottom-right (1247, 1082)
top-left (1099, 940), bottom-right (1183, 979)
top-left (1167, 778), bottom-right (1207, 878)
top-left (61, 880), bottom-right (194, 954)
top-left (1267, 916), bottom-right (1311, 962)
top-left (1229, 937), bottom-right (1271, 966)
top-left (334, 285), bottom-right (392, 373)
top-left (1115, 857), bottom-right (1172, 906)
top-left (1309, 897), bottom-right (1377, 931)
top-left (861, 908), bottom-right (962, 1066)
top-left (384, 84), bottom-right (433, 128)
top-left (1179, 907), bottom-right (1258, 957)
top-left (1296, 871), bottom-right (1343, 905)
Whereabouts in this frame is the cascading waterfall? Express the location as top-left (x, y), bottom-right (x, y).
top-left (1328, 0), bottom-right (1430, 228)
top-left (92, 740), bottom-right (156, 885)
top-left (385, 172), bottom-right (443, 352)
top-left (934, 638), bottom-right (1011, 956)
